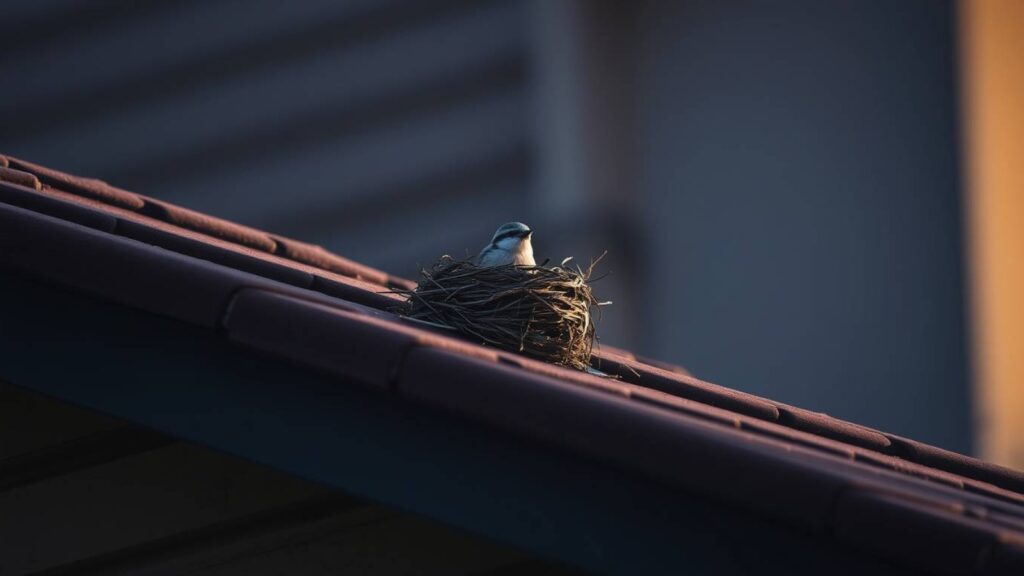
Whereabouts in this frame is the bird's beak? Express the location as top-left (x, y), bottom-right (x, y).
top-left (522, 230), bottom-right (532, 238)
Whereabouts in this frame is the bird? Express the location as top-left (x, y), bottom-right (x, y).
top-left (476, 221), bottom-right (536, 266)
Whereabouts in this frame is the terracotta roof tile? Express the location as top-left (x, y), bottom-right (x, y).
top-left (632, 353), bottom-right (691, 376)
top-left (0, 202), bottom-right (279, 327)
top-left (831, 488), bottom-right (1001, 574)
top-left (137, 196), bottom-right (278, 253)
top-left (0, 181), bottom-right (117, 232)
top-left (737, 416), bottom-right (859, 459)
top-left (399, 345), bottom-right (851, 530)
top-left (117, 218), bottom-right (315, 289)
top-left (962, 479), bottom-right (1024, 509)
top-left (627, 386), bottom-right (743, 428)
top-left (309, 274), bottom-right (401, 310)
top-left (775, 403), bottom-right (892, 452)
top-left (854, 448), bottom-right (968, 490)
top-left (597, 354), bottom-right (780, 421)
top-left (2, 154), bottom-right (145, 210)
top-left (270, 235), bottom-right (395, 287)
top-left (224, 289), bottom-right (491, 391)
top-left (886, 434), bottom-right (1024, 495)
top-left (0, 165), bottom-right (401, 309)
top-left (0, 166), bottom-right (41, 190)
top-left (1, 155), bottom-right (1022, 575)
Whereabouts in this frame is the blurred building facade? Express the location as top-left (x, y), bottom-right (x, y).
top-left (3, 0), bottom-right (1011, 462)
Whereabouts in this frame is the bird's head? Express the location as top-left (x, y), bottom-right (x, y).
top-left (490, 221), bottom-right (533, 249)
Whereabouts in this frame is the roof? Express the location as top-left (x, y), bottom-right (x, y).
top-left (0, 154), bottom-right (1022, 575)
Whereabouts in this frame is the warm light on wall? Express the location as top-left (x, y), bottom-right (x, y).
top-left (960, 0), bottom-right (1024, 469)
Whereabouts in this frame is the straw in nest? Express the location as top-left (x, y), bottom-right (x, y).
top-left (398, 256), bottom-right (607, 371)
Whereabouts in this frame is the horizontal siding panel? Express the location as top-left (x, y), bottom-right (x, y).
top-left (0, 0), bottom-right (396, 119)
top-left (4, 0), bottom-right (526, 179)
top-left (0, 0), bottom-right (83, 26)
top-left (311, 177), bottom-right (530, 277)
top-left (154, 90), bottom-right (529, 228)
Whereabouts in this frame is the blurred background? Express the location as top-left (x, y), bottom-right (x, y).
top-left (1, 0), bottom-right (1020, 469)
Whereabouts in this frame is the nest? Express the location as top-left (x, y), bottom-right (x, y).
top-left (397, 256), bottom-right (605, 371)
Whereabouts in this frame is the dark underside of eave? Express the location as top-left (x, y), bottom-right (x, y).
top-left (0, 270), bottom-right (910, 576)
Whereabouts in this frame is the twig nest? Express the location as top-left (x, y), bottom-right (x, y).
top-left (398, 256), bottom-right (604, 371)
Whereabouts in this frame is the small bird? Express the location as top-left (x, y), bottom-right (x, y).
top-left (476, 221), bottom-right (536, 266)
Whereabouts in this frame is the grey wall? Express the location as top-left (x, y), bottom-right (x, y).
top-left (635, 0), bottom-right (969, 451)
top-left (1, 0), bottom-right (971, 452)
top-left (0, 0), bottom-right (532, 277)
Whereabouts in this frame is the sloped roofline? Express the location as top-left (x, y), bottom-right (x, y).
top-left (1, 155), bottom-right (1022, 574)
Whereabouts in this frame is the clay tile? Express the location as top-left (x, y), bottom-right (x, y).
top-left (386, 274), bottom-right (418, 291)
top-left (0, 167), bottom-right (41, 190)
top-left (596, 354), bottom-right (779, 421)
top-left (0, 202), bottom-right (283, 328)
top-left (628, 386), bottom-right (742, 428)
top-left (223, 289), bottom-right (414, 390)
top-left (400, 346), bottom-right (847, 530)
top-left (138, 197), bottom-right (277, 253)
top-left (832, 488), bottom-right (996, 574)
top-left (490, 350), bottom-right (633, 398)
top-left (739, 417), bottom-right (857, 459)
top-left (116, 219), bottom-right (314, 289)
top-left (270, 235), bottom-right (390, 285)
top-left (4, 155), bottom-right (144, 210)
top-left (775, 404), bottom-right (891, 452)
top-left (0, 181), bottom-right (116, 232)
top-left (223, 289), bottom-right (495, 390)
top-left (886, 434), bottom-right (1024, 495)
top-left (311, 275), bottom-right (405, 311)
top-left (962, 480), bottom-right (1024, 508)
top-left (854, 449), bottom-right (966, 489)
top-left (634, 353), bottom-right (691, 376)
top-left (0, 155), bottom-right (8, 167)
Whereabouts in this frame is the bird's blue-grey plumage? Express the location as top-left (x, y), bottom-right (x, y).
top-left (477, 221), bottom-right (535, 266)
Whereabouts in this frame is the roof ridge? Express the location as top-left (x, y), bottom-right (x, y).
top-left (2, 154), bottom-right (1022, 574)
